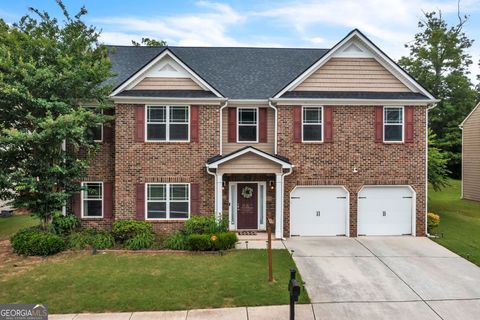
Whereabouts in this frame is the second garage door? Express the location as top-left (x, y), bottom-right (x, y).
top-left (290, 186), bottom-right (349, 236)
top-left (357, 186), bottom-right (414, 236)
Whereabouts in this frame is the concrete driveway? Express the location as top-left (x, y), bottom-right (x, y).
top-left (284, 237), bottom-right (480, 320)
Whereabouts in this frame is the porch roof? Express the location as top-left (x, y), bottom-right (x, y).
top-left (206, 146), bottom-right (291, 169)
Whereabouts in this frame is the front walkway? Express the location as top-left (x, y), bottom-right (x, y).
top-left (284, 236), bottom-right (480, 320)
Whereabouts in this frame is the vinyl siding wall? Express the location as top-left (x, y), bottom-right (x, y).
top-left (132, 77), bottom-right (203, 90)
top-left (463, 105), bottom-right (480, 201)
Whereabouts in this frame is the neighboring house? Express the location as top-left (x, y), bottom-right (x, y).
top-left (71, 29), bottom-right (437, 238)
top-left (460, 102), bottom-right (480, 202)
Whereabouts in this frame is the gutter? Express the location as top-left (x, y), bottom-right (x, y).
top-left (270, 98), bottom-right (440, 106)
top-left (219, 99), bottom-right (229, 155)
top-left (280, 166), bottom-right (294, 240)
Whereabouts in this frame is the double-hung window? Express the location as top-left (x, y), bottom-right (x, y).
top-left (384, 107), bottom-right (404, 142)
top-left (81, 182), bottom-right (103, 218)
top-left (146, 105), bottom-right (189, 141)
top-left (302, 106), bottom-right (323, 142)
top-left (146, 183), bottom-right (189, 220)
top-left (86, 107), bottom-right (103, 142)
top-left (237, 108), bottom-right (258, 142)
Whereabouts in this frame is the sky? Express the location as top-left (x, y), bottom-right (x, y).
top-left (1, 0), bottom-right (480, 84)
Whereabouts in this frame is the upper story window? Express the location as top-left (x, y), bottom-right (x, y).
top-left (146, 183), bottom-right (189, 220)
top-left (302, 106), bottom-right (323, 142)
top-left (81, 182), bottom-right (103, 218)
top-left (384, 107), bottom-right (404, 142)
top-left (237, 108), bottom-right (258, 143)
top-left (146, 105), bottom-right (189, 141)
top-left (86, 107), bottom-right (103, 142)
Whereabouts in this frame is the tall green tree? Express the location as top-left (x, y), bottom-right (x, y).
top-left (428, 128), bottom-right (450, 191)
top-left (0, 0), bottom-right (113, 227)
top-left (132, 37), bottom-right (167, 46)
top-left (398, 11), bottom-right (477, 178)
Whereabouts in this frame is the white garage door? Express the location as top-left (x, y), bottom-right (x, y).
top-left (290, 186), bottom-right (348, 236)
top-left (358, 186), bottom-right (414, 236)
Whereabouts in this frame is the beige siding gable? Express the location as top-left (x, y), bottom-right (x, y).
top-left (132, 77), bottom-right (203, 90)
top-left (293, 57), bottom-right (411, 92)
top-left (218, 152), bottom-right (282, 174)
top-left (463, 104), bottom-right (480, 201)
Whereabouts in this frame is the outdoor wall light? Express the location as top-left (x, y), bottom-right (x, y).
top-left (269, 181), bottom-right (275, 190)
top-left (222, 181), bottom-right (226, 190)
top-left (353, 166), bottom-right (358, 173)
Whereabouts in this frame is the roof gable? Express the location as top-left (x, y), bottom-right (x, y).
top-left (110, 49), bottom-right (223, 97)
top-left (274, 29), bottom-right (435, 101)
top-left (460, 101), bottom-right (480, 128)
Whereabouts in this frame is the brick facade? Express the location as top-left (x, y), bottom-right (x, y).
top-left (278, 105), bottom-right (427, 237)
top-left (78, 103), bottom-right (427, 237)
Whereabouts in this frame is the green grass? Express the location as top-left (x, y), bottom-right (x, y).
top-left (0, 250), bottom-right (309, 313)
top-left (0, 214), bottom-right (39, 240)
top-left (428, 179), bottom-right (480, 266)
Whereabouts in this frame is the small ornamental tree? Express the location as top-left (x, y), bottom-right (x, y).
top-left (0, 1), bottom-right (113, 228)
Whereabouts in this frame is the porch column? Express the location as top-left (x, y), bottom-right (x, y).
top-left (216, 173), bottom-right (224, 220)
top-left (275, 173), bottom-right (283, 239)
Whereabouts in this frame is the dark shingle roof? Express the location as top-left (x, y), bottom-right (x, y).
top-left (280, 91), bottom-right (430, 100)
top-left (116, 90), bottom-right (217, 98)
top-left (107, 46), bottom-right (329, 99)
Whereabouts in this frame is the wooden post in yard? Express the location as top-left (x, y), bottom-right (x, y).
top-left (267, 215), bottom-right (274, 282)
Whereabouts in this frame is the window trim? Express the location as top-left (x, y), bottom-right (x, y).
top-left (383, 106), bottom-right (405, 143)
top-left (301, 106), bottom-right (324, 143)
top-left (236, 107), bottom-right (259, 144)
top-left (80, 181), bottom-right (104, 219)
top-left (145, 183), bottom-right (191, 221)
top-left (86, 106), bottom-right (103, 143)
top-left (145, 105), bottom-right (190, 142)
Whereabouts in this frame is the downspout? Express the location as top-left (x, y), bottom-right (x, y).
top-left (268, 99), bottom-right (278, 154)
top-left (426, 103), bottom-right (436, 237)
top-left (280, 166), bottom-right (294, 240)
top-left (206, 165), bottom-right (217, 213)
top-left (219, 99), bottom-right (229, 155)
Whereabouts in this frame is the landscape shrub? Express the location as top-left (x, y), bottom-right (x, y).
top-left (183, 214), bottom-right (228, 235)
top-left (52, 213), bottom-right (80, 235)
top-left (67, 229), bottom-right (115, 250)
top-left (164, 231), bottom-right (189, 250)
top-left (427, 212), bottom-right (440, 233)
top-left (214, 232), bottom-right (238, 250)
top-left (111, 220), bottom-right (153, 243)
top-left (188, 234), bottom-right (213, 251)
top-left (124, 232), bottom-right (154, 250)
top-left (11, 228), bottom-right (66, 256)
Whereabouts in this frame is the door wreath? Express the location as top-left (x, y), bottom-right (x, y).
top-left (241, 186), bottom-right (254, 199)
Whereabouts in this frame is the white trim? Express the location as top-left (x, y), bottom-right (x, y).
top-left (357, 185), bottom-right (416, 236)
top-left (289, 185), bottom-right (350, 237)
top-left (228, 181), bottom-right (267, 231)
top-left (274, 30), bottom-right (436, 101)
top-left (271, 98), bottom-right (438, 106)
top-left (426, 108), bottom-right (430, 234)
top-left (80, 181), bottom-right (104, 219)
top-left (207, 147), bottom-right (292, 169)
top-left (383, 106), bottom-right (405, 143)
top-left (219, 100), bottom-right (229, 155)
top-left (145, 182), bottom-right (191, 221)
top-left (110, 49), bottom-right (223, 97)
top-left (459, 101), bottom-right (480, 128)
top-left (110, 96), bottom-right (226, 105)
top-left (145, 105), bottom-right (190, 142)
top-left (268, 100), bottom-right (278, 154)
top-left (236, 107), bottom-right (259, 143)
top-left (301, 106), bottom-right (324, 143)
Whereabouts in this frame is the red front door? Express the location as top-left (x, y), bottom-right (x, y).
top-left (237, 183), bottom-right (258, 229)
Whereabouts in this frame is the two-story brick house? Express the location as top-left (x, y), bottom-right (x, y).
top-left (72, 29), bottom-right (437, 238)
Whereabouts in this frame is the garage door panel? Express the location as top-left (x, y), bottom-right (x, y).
top-left (358, 186), bottom-right (413, 236)
top-left (291, 187), bottom-right (348, 236)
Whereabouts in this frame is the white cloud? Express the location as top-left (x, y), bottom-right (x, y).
top-left (94, 0), bottom-right (246, 46)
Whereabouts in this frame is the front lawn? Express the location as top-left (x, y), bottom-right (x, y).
top-left (428, 179), bottom-right (480, 266)
top-left (0, 214), bottom-right (39, 240)
top-left (0, 250), bottom-right (309, 313)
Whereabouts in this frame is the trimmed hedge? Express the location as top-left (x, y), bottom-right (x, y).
top-left (187, 232), bottom-right (238, 251)
top-left (111, 220), bottom-right (153, 243)
top-left (11, 228), bottom-right (66, 256)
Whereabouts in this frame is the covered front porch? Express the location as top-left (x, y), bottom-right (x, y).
top-left (206, 147), bottom-right (292, 239)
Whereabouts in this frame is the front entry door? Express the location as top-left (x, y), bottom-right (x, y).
top-left (237, 183), bottom-right (258, 229)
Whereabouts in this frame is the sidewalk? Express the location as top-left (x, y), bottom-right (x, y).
top-left (50, 304), bottom-right (315, 320)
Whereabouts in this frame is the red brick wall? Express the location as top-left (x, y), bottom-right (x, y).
top-left (278, 105), bottom-right (427, 237)
top-left (113, 104), bottom-right (219, 233)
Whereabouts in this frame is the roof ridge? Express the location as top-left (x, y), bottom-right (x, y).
top-left (105, 44), bottom-right (329, 50)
